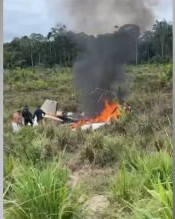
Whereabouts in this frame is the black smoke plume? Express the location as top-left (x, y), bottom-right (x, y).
top-left (45, 0), bottom-right (158, 116)
top-left (73, 25), bottom-right (140, 116)
top-left (47, 0), bottom-right (159, 34)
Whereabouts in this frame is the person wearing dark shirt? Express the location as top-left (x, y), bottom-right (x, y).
top-left (33, 106), bottom-right (46, 124)
top-left (22, 105), bottom-right (33, 126)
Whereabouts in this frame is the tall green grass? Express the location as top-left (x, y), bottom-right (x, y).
top-left (80, 132), bottom-right (126, 167)
top-left (4, 162), bottom-right (82, 219)
top-left (130, 179), bottom-right (172, 219)
top-left (109, 148), bottom-right (172, 218)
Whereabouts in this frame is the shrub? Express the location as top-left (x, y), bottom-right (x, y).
top-left (5, 127), bottom-right (38, 163)
top-left (56, 125), bottom-right (87, 152)
top-left (109, 169), bottom-right (144, 203)
top-left (43, 121), bottom-right (56, 139)
top-left (35, 123), bottom-right (86, 157)
top-left (43, 123), bottom-right (83, 152)
top-left (55, 125), bottom-right (76, 151)
top-left (34, 80), bottom-right (48, 90)
top-left (159, 64), bottom-right (173, 87)
top-left (80, 132), bottom-right (124, 166)
top-left (26, 136), bottom-right (51, 165)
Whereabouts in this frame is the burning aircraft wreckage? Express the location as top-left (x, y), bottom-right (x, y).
top-left (41, 98), bottom-right (125, 131)
top-left (42, 24), bottom-right (139, 130)
top-left (41, 98), bottom-right (131, 131)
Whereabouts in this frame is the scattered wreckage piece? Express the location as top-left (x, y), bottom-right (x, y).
top-left (71, 122), bottom-right (108, 131)
top-left (41, 99), bottom-right (58, 115)
top-left (40, 99), bottom-right (79, 124)
top-left (44, 114), bottom-right (63, 123)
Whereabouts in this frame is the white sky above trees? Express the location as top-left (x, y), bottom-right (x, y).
top-left (4, 0), bottom-right (172, 42)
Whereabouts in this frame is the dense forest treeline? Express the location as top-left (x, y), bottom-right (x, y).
top-left (4, 20), bottom-right (172, 68)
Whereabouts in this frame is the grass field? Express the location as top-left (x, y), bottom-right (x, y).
top-left (4, 64), bottom-right (172, 218)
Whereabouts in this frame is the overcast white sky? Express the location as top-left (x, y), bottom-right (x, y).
top-left (4, 0), bottom-right (172, 42)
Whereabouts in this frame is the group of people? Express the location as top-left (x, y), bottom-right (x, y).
top-left (11, 105), bottom-right (46, 132)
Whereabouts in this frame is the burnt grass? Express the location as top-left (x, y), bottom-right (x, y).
top-left (4, 64), bottom-right (172, 218)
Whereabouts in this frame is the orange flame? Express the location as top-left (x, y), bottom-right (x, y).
top-left (70, 100), bottom-right (121, 129)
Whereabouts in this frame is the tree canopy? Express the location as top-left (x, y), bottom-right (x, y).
top-left (4, 20), bottom-right (172, 68)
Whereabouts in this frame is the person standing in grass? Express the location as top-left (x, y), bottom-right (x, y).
top-left (22, 105), bottom-right (33, 126)
top-left (33, 105), bottom-right (46, 125)
top-left (11, 110), bottom-right (23, 132)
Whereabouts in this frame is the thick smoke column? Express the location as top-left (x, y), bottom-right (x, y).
top-left (45, 0), bottom-right (159, 116)
top-left (47, 0), bottom-right (159, 34)
top-left (65, 0), bottom-right (158, 33)
top-left (74, 25), bottom-right (140, 116)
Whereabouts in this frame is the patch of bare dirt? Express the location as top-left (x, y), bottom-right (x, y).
top-left (85, 195), bottom-right (110, 219)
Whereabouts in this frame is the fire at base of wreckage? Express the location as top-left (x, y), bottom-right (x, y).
top-left (42, 99), bottom-right (131, 131)
top-left (69, 100), bottom-right (121, 131)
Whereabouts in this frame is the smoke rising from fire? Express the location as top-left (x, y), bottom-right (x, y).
top-left (47, 0), bottom-right (160, 34)
top-left (46, 0), bottom-right (160, 116)
top-left (68, 0), bottom-right (160, 34)
top-left (73, 25), bottom-right (140, 116)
